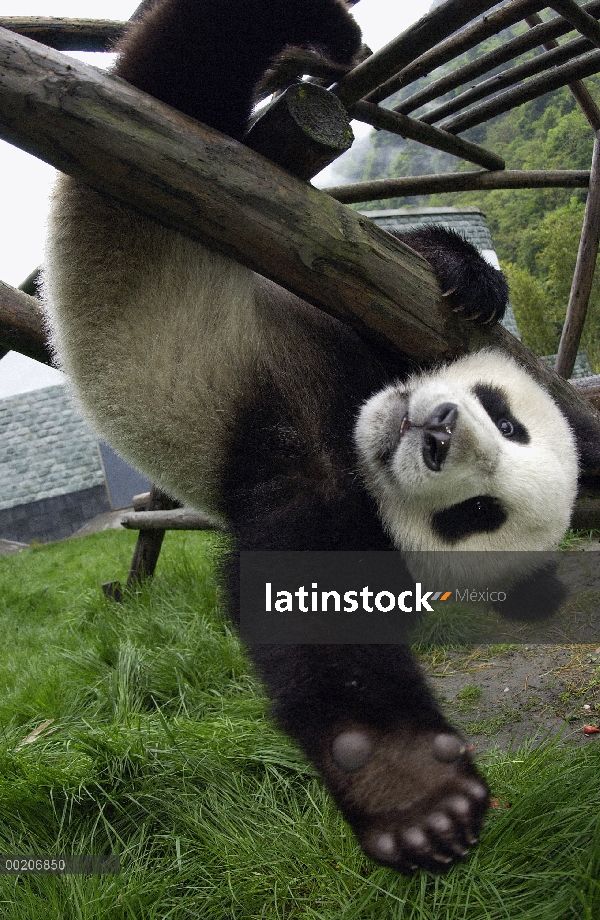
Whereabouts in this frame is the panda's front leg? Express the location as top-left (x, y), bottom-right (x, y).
top-left (250, 642), bottom-right (488, 873)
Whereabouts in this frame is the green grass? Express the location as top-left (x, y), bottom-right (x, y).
top-left (1, 531), bottom-right (600, 918)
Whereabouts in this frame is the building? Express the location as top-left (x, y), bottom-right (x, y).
top-left (0, 384), bottom-right (149, 544)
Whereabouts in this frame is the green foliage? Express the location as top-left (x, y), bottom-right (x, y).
top-left (502, 262), bottom-right (561, 355)
top-left (501, 200), bottom-right (600, 368)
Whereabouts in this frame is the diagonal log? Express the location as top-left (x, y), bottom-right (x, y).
top-left (0, 26), bottom-right (597, 440)
top-left (0, 16), bottom-right (124, 50)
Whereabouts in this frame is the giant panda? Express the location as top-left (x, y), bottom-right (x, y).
top-left (43, 0), bottom-right (597, 874)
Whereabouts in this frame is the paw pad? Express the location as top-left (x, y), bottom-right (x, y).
top-left (331, 729), bottom-right (373, 772)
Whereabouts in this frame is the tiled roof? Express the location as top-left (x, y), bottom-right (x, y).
top-left (0, 384), bottom-right (104, 511)
top-left (366, 206), bottom-right (495, 251)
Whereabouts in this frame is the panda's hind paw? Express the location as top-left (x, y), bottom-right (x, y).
top-left (326, 727), bottom-right (488, 873)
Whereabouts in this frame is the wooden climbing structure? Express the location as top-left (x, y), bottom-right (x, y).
top-left (2, 0), bottom-right (600, 584)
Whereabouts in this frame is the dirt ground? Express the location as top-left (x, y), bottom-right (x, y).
top-left (423, 535), bottom-right (600, 752)
top-left (423, 643), bottom-right (600, 752)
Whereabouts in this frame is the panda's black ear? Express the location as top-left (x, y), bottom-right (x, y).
top-left (393, 226), bottom-right (508, 326)
top-left (498, 562), bottom-right (568, 622)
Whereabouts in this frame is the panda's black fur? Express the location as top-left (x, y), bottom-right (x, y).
top-left (43, 0), bottom-right (597, 874)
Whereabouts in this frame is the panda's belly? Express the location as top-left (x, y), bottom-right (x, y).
top-left (44, 176), bottom-right (266, 519)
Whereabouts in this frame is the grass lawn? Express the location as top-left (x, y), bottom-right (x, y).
top-left (0, 529), bottom-right (599, 919)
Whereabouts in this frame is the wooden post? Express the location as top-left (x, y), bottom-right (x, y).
top-left (245, 83), bottom-right (354, 181)
top-left (555, 134), bottom-right (600, 378)
top-left (0, 16), bottom-right (124, 50)
top-left (120, 508), bottom-right (226, 531)
top-left (125, 486), bottom-right (181, 589)
top-left (102, 486), bottom-right (181, 599)
top-left (349, 101), bottom-right (504, 171)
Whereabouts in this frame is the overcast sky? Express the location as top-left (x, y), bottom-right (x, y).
top-left (0, 0), bottom-right (432, 397)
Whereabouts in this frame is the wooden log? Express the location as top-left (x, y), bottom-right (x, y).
top-left (369, 0), bottom-right (546, 108)
top-left (0, 17), bottom-right (124, 51)
top-left (0, 29), bottom-right (597, 441)
top-left (245, 83), bottom-right (354, 181)
top-left (333, 0), bottom-right (502, 106)
top-left (525, 12), bottom-right (600, 131)
top-left (349, 101), bottom-right (504, 171)
top-left (0, 280), bottom-right (53, 365)
top-left (440, 48), bottom-right (600, 134)
top-left (571, 374), bottom-right (600, 411)
top-left (395, 0), bottom-right (600, 118)
top-left (550, 0), bottom-right (600, 48)
top-left (0, 26), bottom-right (493, 361)
top-left (420, 35), bottom-right (596, 127)
top-left (132, 491), bottom-right (151, 511)
top-left (121, 508), bottom-right (227, 531)
top-left (18, 267), bottom-right (42, 298)
top-left (125, 486), bottom-right (180, 589)
top-left (325, 170), bottom-right (590, 204)
top-left (555, 135), bottom-right (600, 378)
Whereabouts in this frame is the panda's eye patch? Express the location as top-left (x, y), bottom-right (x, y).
top-left (473, 384), bottom-right (529, 444)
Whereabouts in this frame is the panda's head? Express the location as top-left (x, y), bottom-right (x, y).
top-left (354, 349), bottom-right (578, 559)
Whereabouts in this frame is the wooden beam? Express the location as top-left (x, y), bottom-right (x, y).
top-left (420, 36), bottom-right (596, 127)
top-left (550, 0), bottom-right (600, 48)
top-left (0, 17), bottom-right (124, 51)
top-left (349, 101), bottom-right (504, 171)
top-left (0, 25), bottom-right (480, 361)
top-left (325, 170), bottom-right (590, 204)
top-left (525, 12), bottom-right (600, 133)
top-left (333, 0), bottom-right (502, 106)
top-left (0, 27), bottom-right (597, 439)
top-left (366, 0), bottom-right (546, 107)
top-left (440, 48), bottom-right (600, 134)
top-left (245, 83), bottom-right (354, 181)
top-left (0, 281), bottom-right (53, 365)
top-left (555, 135), bottom-right (600, 378)
top-left (121, 508), bottom-right (227, 531)
top-left (124, 486), bottom-right (181, 588)
top-left (395, 0), bottom-right (600, 118)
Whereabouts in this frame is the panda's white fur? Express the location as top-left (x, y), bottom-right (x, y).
top-left (355, 349), bottom-right (578, 555)
top-left (45, 178), bottom-right (333, 526)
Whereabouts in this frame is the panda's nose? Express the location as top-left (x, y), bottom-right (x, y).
top-left (422, 403), bottom-right (458, 471)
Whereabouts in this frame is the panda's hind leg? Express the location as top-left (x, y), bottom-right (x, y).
top-left (253, 643), bottom-right (488, 874)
